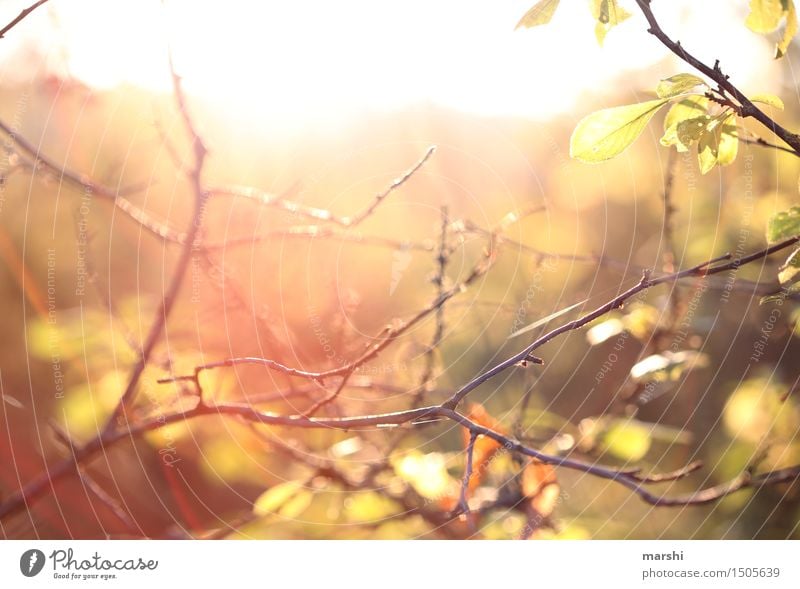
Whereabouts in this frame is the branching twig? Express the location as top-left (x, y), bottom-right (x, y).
top-left (634, 0), bottom-right (800, 155)
top-left (103, 53), bottom-right (208, 428)
top-left (158, 236), bottom-right (496, 387)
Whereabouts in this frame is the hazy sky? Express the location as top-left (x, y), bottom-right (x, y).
top-left (0, 0), bottom-right (787, 129)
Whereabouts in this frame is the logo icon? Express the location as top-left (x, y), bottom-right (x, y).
top-left (19, 549), bottom-right (45, 577)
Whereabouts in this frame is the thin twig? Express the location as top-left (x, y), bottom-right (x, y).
top-left (104, 50), bottom-right (208, 427)
top-left (343, 146), bottom-right (436, 227)
top-left (740, 136), bottom-right (799, 157)
top-left (158, 235), bottom-right (496, 387)
top-left (412, 205), bottom-right (450, 406)
top-left (442, 236), bottom-right (800, 409)
top-left (0, 0), bottom-right (50, 38)
top-left (456, 431), bottom-right (478, 519)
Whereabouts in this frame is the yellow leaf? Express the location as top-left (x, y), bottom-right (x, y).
top-left (570, 98), bottom-right (670, 163)
top-left (661, 96), bottom-right (709, 151)
top-left (751, 93), bottom-right (785, 109)
top-left (745, 0), bottom-right (786, 32)
top-left (777, 0), bottom-right (798, 57)
top-left (515, 0), bottom-right (561, 29)
top-left (717, 115), bottom-right (739, 167)
top-left (698, 119), bottom-right (722, 174)
top-left (656, 73), bottom-right (706, 98)
top-left (591, 0), bottom-right (632, 45)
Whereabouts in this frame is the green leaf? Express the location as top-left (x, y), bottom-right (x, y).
top-left (677, 115), bottom-right (712, 153)
top-left (661, 96), bottom-right (709, 150)
top-left (697, 116), bottom-right (738, 174)
top-left (751, 93), bottom-right (785, 109)
top-left (697, 120), bottom-right (717, 174)
top-left (601, 418), bottom-right (652, 462)
top-left (767, 205), bottom-right (800, 243)
top-left (656, 73), bottom-right (707, 98)
top-left (570, 98), bottom-right (670, 163)
top-left (591, 0), bottom-right (631, 45)
top-left (745, 0), bottom-right (786, 33)
top-left (777, 0), bottom-right (798, 57)
top-left (516, 0), bottom-right (561, 29)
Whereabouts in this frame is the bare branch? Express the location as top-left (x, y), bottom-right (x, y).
top-left (104, 49), bottom-right (208, 428)
top-left (456, 431), bottom-right (478, 520)
top-left (0, 0), bottom-right (50, 39)
top-left (443, 236), bottom-right (800, 409)
top-left (343, 145), bottom-right (436, 227)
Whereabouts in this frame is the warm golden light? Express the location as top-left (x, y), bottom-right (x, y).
top-left (0, 0), bottom-right (783, 131)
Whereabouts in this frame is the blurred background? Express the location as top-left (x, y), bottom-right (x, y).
top-left (0, 0), bottom-right (798, 539)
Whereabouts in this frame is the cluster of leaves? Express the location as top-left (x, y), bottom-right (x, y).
top-left (568, 73), bottom-right (785, 174)
top-left (518, 0), bottom-right (798, 56)
top-left (765, 206), bottom-right (800, 301)
top-left (516, 0), bottom-right (631, 45)
top-left (518, 0), bottom-right (800, 304)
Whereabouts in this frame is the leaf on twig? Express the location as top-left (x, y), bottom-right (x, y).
top-left (777, 0), bottom-right (798, 57)
top-left (661, 96), bottom-right (710, 151)
top-left (767, 205), bottom-right (800, 243)
top-left (655, 73), bottom-right (707, 98)
top-left (515, 0), bottom-right (561, 29)
top-left (591, 0), bottom-right (631, 46)
top-left (751, 93), bottom-right (786, 110)
top-left (570, 98), bottom-right (670, 162)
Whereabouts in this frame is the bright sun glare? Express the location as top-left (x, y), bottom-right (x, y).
top-left (0, 0), bottom-right (784, 131)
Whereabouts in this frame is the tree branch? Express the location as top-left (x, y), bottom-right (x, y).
top-left (634, 0), bottom-right (800, 155)
top-left (0, 0), bottom-right (50, 39)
